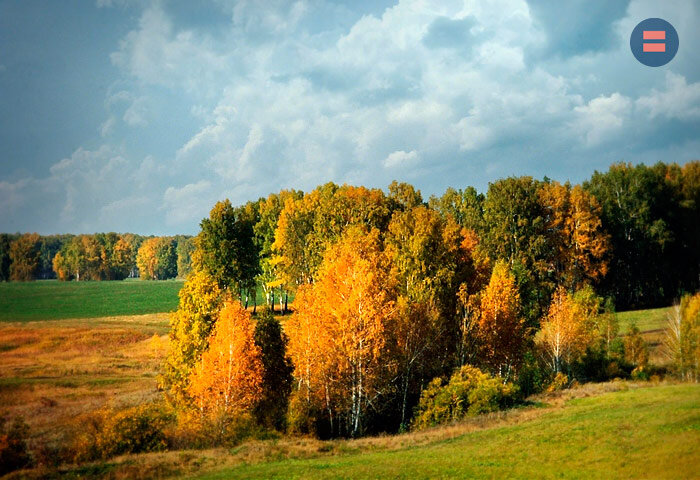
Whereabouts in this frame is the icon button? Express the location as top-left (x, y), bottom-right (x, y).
top-left (630, 18), bottom-right (678, 67)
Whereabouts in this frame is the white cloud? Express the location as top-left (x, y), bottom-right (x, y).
top-left (163, 180), bottom-right (214, 227)
top-left (636, 72), bottom-right (700, 121)
top-left (573, 93), bottom-right (632, 147)
top-left (384, 150), bottom-right (419, 168)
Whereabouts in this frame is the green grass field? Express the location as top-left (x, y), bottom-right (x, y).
top-left (192, 383), bottom-right (700, 480)
top-left (0, 279), bottom-right (183, 321)
top-left (617, 306), bottom-right (670, 334)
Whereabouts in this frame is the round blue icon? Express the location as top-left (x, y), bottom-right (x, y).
top-left (630, 18), bottom-right (678, 67)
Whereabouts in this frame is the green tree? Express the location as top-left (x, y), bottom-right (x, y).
top-left (481, 177), bottom-right (552, 323)
top-left (197, 200), bottom-right (259, 298)
top-left (253, 310), bottom-right (294, 431)
top-left (428, 186), bottom-right (484, 232)
top-left (176, 236), bottom-right (196, 278)
top-left (9, 233), bottom-right (41, 281)
top-left (0, 234), bottom-right (14, 281)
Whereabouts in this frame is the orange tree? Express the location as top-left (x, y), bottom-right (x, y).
top-left (286, 227), bottom-right (396, 437)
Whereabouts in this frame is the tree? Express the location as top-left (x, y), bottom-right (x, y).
top-left (197, 200), bottom-right (259, 298)
top-left (539, 182), bottom-right (610, 290)
top-left (536, 287), bottom-right (595, 374)
top-left (481, 177), bottom-right (552, 323)
top-left (162, 271), bottom-right (224, 405)
top-left (110, 237), bottom-right (133, 280)
top-left (428, 186), bottom-right (484, 232)
top-left (188, 301), bottom-right (263, 437)
top-left (387, 180), bottom-right (423, 210)
top-left (0, 234), bottom-right (15, 281)
top-left (475, 261), bottom-right (526, 379)
top-left (9, 233), bottom-right (40, 281)
top-left (286, 227), bottom-right (396, 437)
top-left (584, 162), bottom-right (686, 308)
top-left (176, 236), bottom-right (196, 278)
top-left (137, 237), bottom-right (177, 280)
top-left (253, 310), bottom-right (294, 431)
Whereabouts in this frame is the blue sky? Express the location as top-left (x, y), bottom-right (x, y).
top-left (0, 0), bottom-right (698, 235)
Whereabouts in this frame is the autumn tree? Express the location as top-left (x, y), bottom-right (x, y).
top-left (384, 205), bottom-right (485, 427)
top-left (481, 177), bottom-right (552, 323)
top-left (286, 227), bottom-right (396, 437)
top-left (137, 237), bottom-right (176, 280)
top-left (254, 190), bottom-right (303, 310)
top-left (9, 233), bottom-right (40, 281)
top-left (110, 237), bottom-right (133, 280)
top-left (253, 310), bottom-right (294, 431)
top-left (188, 301), bottom-right (263, 437)
top-left (536, 287), bottom-right (595, 374)
top-left (474, 261), bottom-right (526, 379)
top-left (428, 186), bottom-right (484, 232)
top-left (539, 182), bottom-right (609, 290)
top-left (162, 271), bottom-right (223, 405)
top-left (387, 180), bottom-right (423, 210)
top-left (272, 184), bottom-right (392, 292)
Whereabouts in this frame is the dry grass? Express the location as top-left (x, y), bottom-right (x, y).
top-left (13, 381), bottom-right (657, 479)
top-left (0, 314), bottom-right (169, 452)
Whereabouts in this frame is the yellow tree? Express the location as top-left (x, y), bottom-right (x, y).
top-left (161, 271), bottom-right (223, 405)
top-left (476, 261), bottom-right (526, 380)
top-left (137, 237), bottom-right (159, 280)
top-left (539, 182), bottom-right (610, 290)
top-left (188, 301), bottom-right (263, 436)
top-left (536, 286), bottom-right (595, 373)
top-left (286, 227), bottom-right (396, 436)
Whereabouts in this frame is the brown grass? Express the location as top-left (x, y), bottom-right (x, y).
top-left (0, 314), bottom-right (170, 453)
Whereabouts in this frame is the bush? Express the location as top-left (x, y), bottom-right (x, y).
top-left (170, 410), bottom-right (266, 449)
top-left (546, 372), bottom-right (570, 393)
top-left (71, 404), bottom-right (173, 462)
top-left (0, 415), bottom-right (32, 475)
top-left (412, 365), bottom-right (518, 430)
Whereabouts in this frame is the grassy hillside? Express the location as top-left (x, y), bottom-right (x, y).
top-left (0, 279), bottom-right (184, 321)
top-left (617, 306), bottom-right (670, 334)
top-left (191, 383), bottom-right (700, 480)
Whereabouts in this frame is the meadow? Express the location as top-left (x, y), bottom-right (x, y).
top-left (0, 279), bottom-right (183, 322)
top-left (0, 299), bottom-right (693, 479)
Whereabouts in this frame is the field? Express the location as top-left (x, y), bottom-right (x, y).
top-left (190, 382), bottom-right (700, 480)
top-left (0, 279), bottom-right (183, 322)
top-left (0, 286), bottom-right (696, 478)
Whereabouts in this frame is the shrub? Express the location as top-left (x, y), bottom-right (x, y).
top-left (412, 365), bottom-right (517, 430)
top-left (546, 372), bottom-right (570, 393)
top-left (0, 415), bottom-right (32, 475)
top-left (70, 404), bottom-right (173, 462)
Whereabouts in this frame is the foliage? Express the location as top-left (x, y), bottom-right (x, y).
top-left (412, 365), bottom-right (517, 430)
top-left (539, 182), bottom-right (610, 290)
top-left (0, 415), bottom-right (32, 475)
top-left (137, 237), bottom-right (177, 280)
top-left (188, 301), bottom-right (263, 440)
top-left (70, 404), bottom-right (172, 463)
top-left (536, 287), bottom-right (596, 374)
top-left (0, 234), bottom-right (13, 281)
top-left (253, 310), bottom-right (294, 431)
top-left (286, 227), bottom-right (396, 437)
top-left (197, 199), bottom-right (259, 295)
top-left (9, 233), bottom-right (40, 281)
top-left (474, 261), bottom-right (526, 379)
top-left (623, 324), bottom-right (649, 368)
top-left (584, 162), bottom-right (699, 308)
top-left (176, 236), bottom-right (196, 278)
top-left (546, 372), bottom-right (570, 392)
top-left (162, 271), bottom-right (223, 405)
top-left (665, 292), bottom-right (700, 381)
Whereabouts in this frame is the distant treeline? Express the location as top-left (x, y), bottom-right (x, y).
top-left (0, 233), bottom-right (195, 281)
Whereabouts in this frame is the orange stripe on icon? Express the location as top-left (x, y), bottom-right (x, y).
top-left (643, 30), bottom-right (666, 40)
top-left (643, 43), bottom-right (666, 52)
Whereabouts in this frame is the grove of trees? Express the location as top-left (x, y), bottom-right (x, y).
top-left (160, 160), bottom-right (700, 441)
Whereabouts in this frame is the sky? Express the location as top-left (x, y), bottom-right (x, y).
top-left (0, 0), bottom-right (698, 236)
